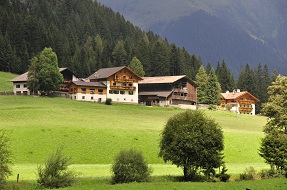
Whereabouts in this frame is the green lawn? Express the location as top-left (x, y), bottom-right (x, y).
top-left (0, 95), bottom-right (281, 189)
top-left (0, 71), bottom-right (17, 92)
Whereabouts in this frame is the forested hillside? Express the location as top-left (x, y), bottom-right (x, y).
top-left (0, 0), bottom-right (202, 79)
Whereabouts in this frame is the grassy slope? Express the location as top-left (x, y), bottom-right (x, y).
top-left (0, 96), bottom-right (268, 180)
top-left (0, 71), bottom-right (17, 91)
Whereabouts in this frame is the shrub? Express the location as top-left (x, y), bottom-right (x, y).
top-left (259, 167), bottom-right (284, 179)
top-left (111, 149), bottom-right (151, 184)
top-left (239, 167), bottom-right (256, 180)
top-left (0, 130), bottom-right (12, 190)
top-left (37, 147), bottom-right (75, 189)
top-left (225, 104), bottom-right (232, 111)
top-left (208, 104), bottom-right (217, 110)
top-left (105, 98), bottom-right (112, 105)
top-left (216, 164), bottom-right (230, 182)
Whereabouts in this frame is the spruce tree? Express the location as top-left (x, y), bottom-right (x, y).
top-left (206, 68), bottom-right (221, 105)
top-left (195, 65), bottom-right (209, 104)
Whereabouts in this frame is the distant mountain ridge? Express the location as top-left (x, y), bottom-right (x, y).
top-left (97, 0), bottom-right (287, 75)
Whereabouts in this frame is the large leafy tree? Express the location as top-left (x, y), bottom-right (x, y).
top-left (159, 110), bottom-right (224, 180)
top-left (27, 47), bottom-right (63, 95)
top-left (260, 75), bottom-right (287, 173)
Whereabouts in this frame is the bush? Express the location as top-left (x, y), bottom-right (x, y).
top-left (0, 130), bottom-right (12, 190)
top-left (259, 168), bottom-right (285, 179)
top-left (216, 165), bottom-right (230, 182)
top-left (105, 98), bottom-right (112, 105)
top-left (111, 149), bottom-right (151, 184)
top-left (208, 104), bottom-right (217, 110)
top-left (225, 104), bottom-right (232, 111)
top-left (239, 167), bottom-right (256, 180)
top-left (37, 148), bottom-right (75, 189)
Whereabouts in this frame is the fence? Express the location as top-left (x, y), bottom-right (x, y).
top-left (0, 91), bottom-right (14, 95)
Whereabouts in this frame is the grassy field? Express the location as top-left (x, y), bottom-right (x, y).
top-left (1, 94), bottom-right (285, 189)
top-left (0, 71), bottom-right (17, 92)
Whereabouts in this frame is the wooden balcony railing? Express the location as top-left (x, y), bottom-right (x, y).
top-left (239, 100), bottom-right (254, 105)
top-left (110, 85), bottom-right (136, 90)
top-left (238, 107), bottom-right (253, 112)
top-left (114, 78), bottom-right (134, 83)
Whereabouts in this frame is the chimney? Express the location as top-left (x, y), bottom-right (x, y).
top-left (237, 89), bottom-right (240, 92)
top-left (226, 90), bottom-right (229, 94)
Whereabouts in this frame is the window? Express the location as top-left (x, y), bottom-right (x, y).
top-left (81, 88), bottom-right (86, 93)
top-left (109, 90), bottom-right (113, 94)
top-left (113, 82), bottom-right (116, 86)
top-left (82, 96), bottom-right (85, 100)
top-left (128, 83), bottom-right (133, 86)
top-left (130, 76), bottom-right (133, 79)
top-left (98, 89), bottom-right (103, 93)
top-left (91, 97), bottom-right (94, 100)
top-left (123, 75), bottom-right (126, 79)
top-left (114, 90), bottom-right (119, 94)
top-left (16, 84), bottom-right (20, 88)
top-left (128, 91), bottom-right (134, 95)
top-left (120, 91), bottom-right (125, 94)
top-left (90, 88), bottom-right (95, 93)
top-left (23, 84), bottom-right (27, 88)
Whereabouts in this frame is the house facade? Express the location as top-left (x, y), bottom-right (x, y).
top-left (70, 66), bottom-right (143, 104)
top-left (9, 68), bottom-right (79, 95)
top-left (68, 81), bottom-right (107, 102)
top-left (220, 90), bottom-right (259, 115)
top-left (138, 75), bottom-right (197, 106)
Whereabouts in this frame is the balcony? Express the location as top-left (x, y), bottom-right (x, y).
top-left (238, 107), bottom-right (253, 112)
top-left (114, 78), bottom-right (134, 83)
top-left (239, 100), bottom-right (254, 105)
top-left (110, 85), bottom-right (136, 90)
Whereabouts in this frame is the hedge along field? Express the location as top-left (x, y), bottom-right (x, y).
top-left (0, 95), bottom-right (268, 180)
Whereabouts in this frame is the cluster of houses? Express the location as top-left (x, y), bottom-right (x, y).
top-left (9, 66), bottom-right (259, 115)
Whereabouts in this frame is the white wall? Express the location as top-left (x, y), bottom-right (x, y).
top-left (13, 82), bottom-right (30, 95)
top-left (106, 81), bottom-right (138, 103)
top-left (71, 93), bottom-right (106, 103)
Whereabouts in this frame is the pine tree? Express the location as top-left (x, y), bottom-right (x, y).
top-left (128, 56), bottom-right (145, 77)
top-left (206, 68), bottom-right (221, 105)
top-left (195, 65), bottom-right (209, 104)
top-left (112, 40), bottom-right (127, 67)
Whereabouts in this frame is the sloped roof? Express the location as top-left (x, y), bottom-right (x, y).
top-left (221, 91), bottom-right (260, 102)
top-left (71, 81), bottom-right (106, 87)
top-left (87, 66), bottom-right (142, 80)
top-left (139, 75), bottom-right (195, 85)
top-left (139, 91), bottom-right (173, 98)
top-left (9, 72), bottom-right (28, 82)
top-left (9, 68), bottom-right (76, 82)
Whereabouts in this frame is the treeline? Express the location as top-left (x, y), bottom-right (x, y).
top-left (205, 60), bottom-right (278, 113)
top-left (0, 0), bottom-right (201, 79)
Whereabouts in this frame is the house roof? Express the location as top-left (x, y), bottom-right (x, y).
top-left (221, 91), bottom-right (260, 102)
top-left (9, 72), bottom-right (28, 82)
top-left (139, 75), bottom-right (197, 86)
top-left (139, 91), bottom-right (173, 98)
top-left (71, 81), bottom-right (106, 87)
top-left (9, 68), bottom-right (76, 82)
top-left (87, 66), bottom-right (142, 80)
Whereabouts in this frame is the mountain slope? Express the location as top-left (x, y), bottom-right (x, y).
top-left (97, 0), bottom-right (287, 74)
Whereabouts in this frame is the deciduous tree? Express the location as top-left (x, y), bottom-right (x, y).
top-left (27, 47), bottom-right (63, 95)
top-left (260, 75), bottom-right (287, 174)
top-left (159, 110), bottom-right (224, 180)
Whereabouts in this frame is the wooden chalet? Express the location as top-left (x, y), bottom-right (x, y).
top-left (9, 68), bottom-right (79, 95)
top-left (68, 81), bottom-right (107, 102)
top-left (84, 66), bottom-right (143, 103)
top-left (220, 89), bottom-right (259, 115)
top-left (138, 75), bottom-right (197, 106)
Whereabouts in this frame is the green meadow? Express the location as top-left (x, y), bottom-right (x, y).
top-left (0, 79), bottom-right (286, 188)
top-left (0, 71), bottom-right (17, 92)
